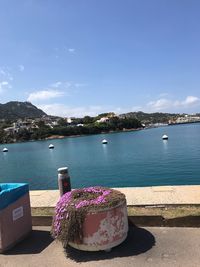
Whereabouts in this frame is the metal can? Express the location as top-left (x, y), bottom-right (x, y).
top-left (57, 167), bottom-right (71, 196)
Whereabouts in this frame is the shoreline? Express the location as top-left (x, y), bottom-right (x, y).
top-left (44, 127), bottom-right (143, 141)
top-left (2, 121), bottom-right (199, 145)
top-left (168, 120), bottom-right (200, 126)
top-left (0, 127), bottom-right (143, 145)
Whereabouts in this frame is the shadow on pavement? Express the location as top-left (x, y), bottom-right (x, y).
top-left (5, 229), bottom-right (53, 255)
top-left (65, 226), bottom-right (155, 262)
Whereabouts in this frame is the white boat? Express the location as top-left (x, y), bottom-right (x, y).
top-left (102, 139), bottom-right (108, 144)
top-left (2, 148), bottom-right (8, 152)
top-left (49, 144), bottom-right (54, 149)
top-left (162, 134), bottom-right (168, 140)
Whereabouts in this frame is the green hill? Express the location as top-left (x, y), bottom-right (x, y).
top-left (0, 101), bottom-right (46, 120)
top-left (119, 111), bottom-right (179, 124)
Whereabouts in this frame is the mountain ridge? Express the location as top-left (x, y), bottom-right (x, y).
top-left (0, 101), bottom-right (46, 120)
top-left (0, 101), bottom-right (199, 123)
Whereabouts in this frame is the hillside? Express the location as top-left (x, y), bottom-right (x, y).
top-left (0, 101), bottom-right (46, 120)
top-left (119, 111), bottom-right (180, 124)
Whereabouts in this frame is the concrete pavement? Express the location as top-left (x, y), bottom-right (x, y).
top-left (1, 226), bottom-right (200, 267)
top-left (30, 185), bottom-right (200, 208)
top-left (1, 185), bottom-right (200, 266)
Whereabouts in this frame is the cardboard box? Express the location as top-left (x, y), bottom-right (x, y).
top-left (0, 183), bottom-right (32, 253)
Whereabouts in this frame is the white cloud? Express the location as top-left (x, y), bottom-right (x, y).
top-left (0, 67), bottom-right (13, 81)
top-left (27, 90), bottom-right (64, 102)
top-left (36, 103), bottom-right (126, 117)
top-left (0, 80), bottom-right (12, 93)
top-left (51, 81), bottom-right (62, 88)
top-left (0, 67), bottom-right (13, 94)
top-left (68, 48), bottom-right (75, 53)
top-left (18, 65), bottom-right (25, 72)
top-left (147, 98), bottom-right (172, 111)
top-left (146, 96), bottom-right (200, 112)
top-left (37, 104), bottom-right (103, 117)
top-left (1, 81), bottom-right (9, 86)
top-left (27, 81), bottom-right (87, 103)
top-left (32, 94), bottom-right (200, 117)
top-left (0, 69), bottom-right (6, 76)
top-left (51, 81), bottom-right (72, 89)
top-left (130, 106), bottom-right (143, 112)
top-left (74, 83), bottom-right (88, 88)
top-left (182, 96), bottom-right (199, 106)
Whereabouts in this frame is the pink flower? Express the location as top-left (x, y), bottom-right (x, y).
top-left (52, 186), bottom-right (113, 236)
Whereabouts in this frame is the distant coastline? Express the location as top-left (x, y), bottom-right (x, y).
top-left (0, 114), bottom-right (143, 145)
top-left (168, 121), bottom-right (200, 126)
top-left (0, 127), bottom-right (143, 145)
top-left (2, 122), bottom-right (200, 145)
top-left (45, 127), bottom-right (143, 141)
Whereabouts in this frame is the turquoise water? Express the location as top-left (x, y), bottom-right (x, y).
top-left (0, 123), bottom-right (200, 190)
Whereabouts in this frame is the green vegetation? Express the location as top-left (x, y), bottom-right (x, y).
top-left (2, 101), bottom-right (197, 145)
top-left (0, 116), bottom-right (142, 144)
top-left (120, 111), bottom-right (180, 124)
top-left (0, 101), bottom-right (46, 120)
top-left (32, 205), bottom-right (200, 219)
top-left (127, 205), bottom-right (200, 218)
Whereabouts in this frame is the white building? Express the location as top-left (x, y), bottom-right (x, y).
top-left (96, 117), bottom-right (110, 123)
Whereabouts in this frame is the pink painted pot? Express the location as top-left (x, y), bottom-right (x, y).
top-left (69, 200), bottom-right (128, 251)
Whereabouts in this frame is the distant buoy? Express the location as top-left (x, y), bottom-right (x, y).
top-left (102, 139), bottom-right (108, 144)
top-left (49, 144), bottom-right (54, 149)
top-left (2, 148), bottom-right (8, 152)
top-left (162, 135), bottom-right (168, 140)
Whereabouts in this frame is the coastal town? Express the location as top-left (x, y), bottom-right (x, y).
top-left (2, 113), bottom-right (200, 133)
top-left (1, 102), bottom-right (200, 144)
top-left (1, 1), bottom-right (200, 265)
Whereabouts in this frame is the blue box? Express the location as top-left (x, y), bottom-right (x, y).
top-left (0, 183), bottom-right (32, 253)
top-left (0, 183), bottom-right (29, 211)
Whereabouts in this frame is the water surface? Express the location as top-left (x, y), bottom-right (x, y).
top-left (0, 123), bottom-right (200, 190)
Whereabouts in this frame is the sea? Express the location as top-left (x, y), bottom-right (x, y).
top-left (0, 123), bottom-right (200, 190)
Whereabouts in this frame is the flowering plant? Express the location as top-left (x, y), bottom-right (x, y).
top-left (51, 186), bottom-right (126, 247)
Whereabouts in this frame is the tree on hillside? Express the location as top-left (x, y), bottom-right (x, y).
top-left (58, 118), bottom-right (67, 126)
top-left (82, 116), bottom-right (95, 124)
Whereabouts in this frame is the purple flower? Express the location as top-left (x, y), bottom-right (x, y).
top-left (52, 186), bottom-right (113, 236)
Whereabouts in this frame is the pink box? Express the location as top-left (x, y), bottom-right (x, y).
top-left (0, 193), bottom-right (32, 253)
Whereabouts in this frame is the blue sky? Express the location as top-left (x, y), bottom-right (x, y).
top-left (0, 0), bottom-right (200, 117)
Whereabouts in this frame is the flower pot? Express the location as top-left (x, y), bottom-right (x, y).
top-left (51, 186), bottom-right (128, 251)
top-left (69, 201), bottom-right (128, 251)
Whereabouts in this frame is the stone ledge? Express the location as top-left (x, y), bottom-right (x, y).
top-left (31, 204), bottom-right (200, 227)
top-left (129, 216), bottom-right (200, 227)
top-left (30, 185), bottom-right (200, 208)
top-left (30, 185), bottom-right (200, 227)
top-left (32, 214), bottom-right (200, 227)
